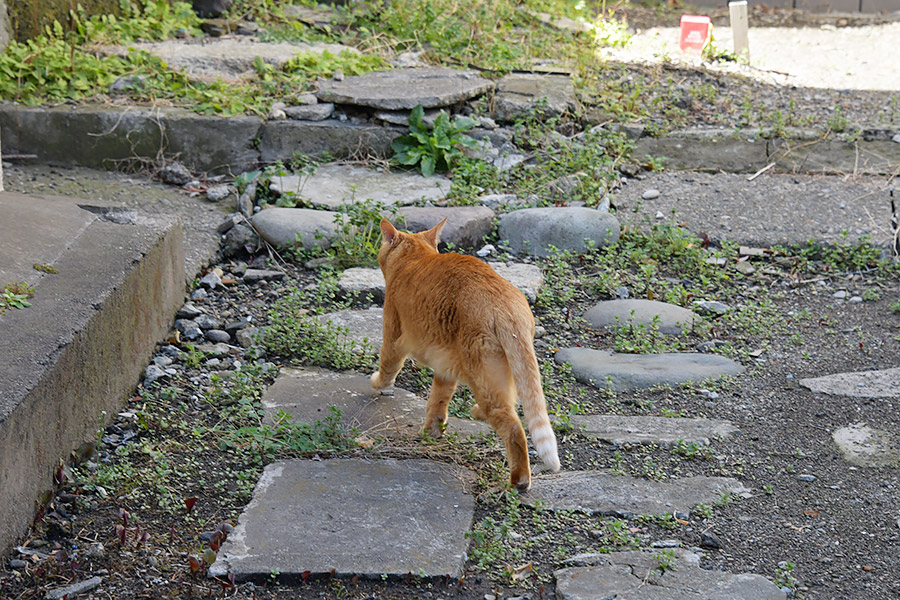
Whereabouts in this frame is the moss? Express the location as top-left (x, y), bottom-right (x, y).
top-left (9, 0), bottom-right (123, 42)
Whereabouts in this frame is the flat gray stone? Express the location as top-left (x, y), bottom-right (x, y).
top-left (832, 423), bottom-right (900, 467)
top-left (338, 267), bottom-right (386, 303)
top-left (108, 39), bottom-right (356, 82)
top-left (261, 367), bottom-right (487, 437)
top-left (209, 459), bottom-right (475, 581)
top-left (800, 367), bottom-right (900, 399)
top-left (316, 67), bottom-right (494, 110)
top-left (317, 308), bottom-right (384, 350)
top-left (575, 415), bottom-right (737, 448)
top-left (397, 206), bottom-right (495, 249)
top-left (250, 207), bottom-right (342, 250)
top-left (486, 262), bottom-right (543, 304)
top-left (555, 550), bottom-right (785, 600)
top-left (583, 299), bottom-right (699, 336)
top-left (269, 164), bottom-right (450, 208)
top-left (555, 348), bottom-right (744, 392)
top-left (493, 73), bottom-right (577, 122)
top-left (499, 207), bottom-right (620, 257)
top-left (523, 471), bottom-right (752, 518)
top-left (284, 103), bottom-right (334, 121)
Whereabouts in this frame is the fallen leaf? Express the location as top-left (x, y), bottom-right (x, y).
top-left (803, 509), bottom-right (820, 517)
top-left (184, 497), bottom-right (198, 513)
top-left (354, 436), bottom-right (375, 449)
top-left (506, 562), bottom-right (533, 582)
top-left (188, 556), bottom-right (202, 573)
top-left (675, 517), bottom-right (690, 525)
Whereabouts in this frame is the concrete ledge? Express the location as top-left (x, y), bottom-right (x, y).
top-left (634, 127), bottom-right (900, 175)
top-left (0, 104), bottom-right (403, 174)
top-left (0, 192), bottom-right (184, 553)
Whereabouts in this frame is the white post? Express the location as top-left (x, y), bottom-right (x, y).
top-left (729, 1), bottom-right (750, 60)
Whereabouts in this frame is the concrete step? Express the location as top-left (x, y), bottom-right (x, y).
top-left (0, 192), bottom-right (184, 553)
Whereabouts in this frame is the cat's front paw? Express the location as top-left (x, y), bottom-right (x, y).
top-left (370, 372), bottom-right (387, 390)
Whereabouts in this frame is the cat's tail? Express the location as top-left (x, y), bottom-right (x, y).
top-left (500, 326), bottom-right (561, 472)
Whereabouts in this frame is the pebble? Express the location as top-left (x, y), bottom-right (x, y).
top-left (195, 314), bottom-right (222, 331)
top-left (614, 286), bottom-right (629, 299)
top-left (9, 559), bottom-right (27, 569)
top-left (697, 339), bottom-right (728, 353)
top-left (798, 474), bottom-right (817, 482)
top-left (152, 356), bottom-right (172, 367)
top-left (849, 296), bottom-right (863, 303)
top-left (651, 539), bottom-right (681, 548)
top-left (243, 269), bottom-right (285, 283)
top-left (205, 329), bottom-right (231, 343)
top-left (206, 185), bottom-right (233, 202)
top-left (833, 290), bottom-right (848, 299)
top-left (176, 302), bottom-right (204, 319)
top-left (45, 577), bottom-right (103, 600)
top-left (642, 189), bottom-right (660, 200)
top-left (191, 288), bottom-right (208, 301)
top-left (700, 532), bottom-right (723, 549)
top-left (534, 325), bottom-right (546, 339)
top-left (655, 211), bottom-right (665, 219)
top-left (476, 244), bottom-right (495, 257)
top-left (143, 365), bottom-right (167, 386)
top-left (692, 300), bottom-right (730, 315)
top-left (160, 162), bottom-right (192, 185)
top-left (200, 271), bottom-right (223, 290)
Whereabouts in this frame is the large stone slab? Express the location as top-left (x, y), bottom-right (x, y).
top-left (209, 459), bottom-right (475, 581)
top-left (258, 120), bottom-right (401, 162)
top-left (486, 262), bottom-right (543, 304)
top-left (317, 308), bottom-right (384, 350)
top-left (499, 207), bottom-right (620, 257)
top-left (575, 415), bottom-right (738, 448)
top-left (800, 367), bottom-right (900, 399)
top-left (269, 164), bottom-right (450, 208)
top-left (523, 471), bottom-right (752, 518)
top-left (338, 267), bottom-right (386, 303)
top-left (397, 206), bottom-right (495, 249)
top-left (250, 207), bottom-right (343, 250)
top-left (0, 193), bottom-right (184, 554)
top-left (107, 39), bottom-right (356, 81)
top-left (832, 423), bottom-right (900, 468)
top-left (316, 67), bottom-right (494, 110)
top-left (493, 73), bottom-right (578, 122)
top-left (261, 367), bottom-right (487, 437)
top-left (555, 348), bottom-right (744, 392)
top-left (583, 299), bottom-right (698, 336)
top-left (555, 550), bottom-right (785, 600)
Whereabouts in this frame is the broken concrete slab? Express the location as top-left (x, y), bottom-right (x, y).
top-left (575, 415), bottom-right (738, 448)
top-left (583, 299), bottom-right (699, 336)
top-left (800, 367), bottom-right (900, 399)
top-left (258, 119), bottom-right (401, 162)
top-left (486, 261), bottom-right (543, 304)
top-left (397, 206), bottom-right (495, 249)
top-left (555, 549), bottom-right (785, 600)
top-left (338, 267), bottom-right (386, 303)
top-left (524, 471), bottom-right (752, 518)
top-left (261, 367), bottom-right (487, 438)
top-left (317, 308), bottom-right (384, 350)
top-left (555, 348), bottom-right (745, 392)
top-left (493, 73), bottom-right (578, 122)
top-left (250, 207), bottom-right (343, 250)
top-left (105, 38), bottom-right (357, 82)
top-left (0, 193), bottom-right (184, 554)
top-left (209, 459), bottom-right (475, 581)
top-left (269, 164), bottom-right (450, 208)
top-left (316, 67), bottom-right (494, 110)
top-left (499, 207), bottom-right (620, 257)
top-left (832, 423), bottom-right (900, 467)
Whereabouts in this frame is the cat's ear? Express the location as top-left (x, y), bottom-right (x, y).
top-left (423, 218), bottom-right (447, 249)
top-left (380, 218), bottom-right (399, 246)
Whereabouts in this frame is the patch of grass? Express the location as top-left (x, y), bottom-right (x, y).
top-left (0, 282), bottom-right (34, 313)
top-left (282, 49), bottom-right (389, 78)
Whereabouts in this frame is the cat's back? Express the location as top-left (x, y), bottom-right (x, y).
top-left (396, 252), bottom-right (524, 304)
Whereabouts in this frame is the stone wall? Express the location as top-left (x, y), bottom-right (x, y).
top-left (0, 0), bottom-right (11, 50)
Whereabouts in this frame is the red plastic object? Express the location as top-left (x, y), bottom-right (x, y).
top-left (680, 15), bottom-right (712, 54)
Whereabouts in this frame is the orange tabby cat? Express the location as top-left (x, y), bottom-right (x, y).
top-left (370, 218), bottom-right (560, 490)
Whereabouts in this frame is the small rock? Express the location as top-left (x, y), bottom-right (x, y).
top-left (650, 539), bottom-right (681, 548)
top-left (833, 290), bottom-right (848, 299)
top-left (655, 211), bottom-right (665, 220)
top-left (479, 193), bottom-right (520, 210)
top-left (143, 365), bottom-right (167, 386)
top-left (476, 244), bottom-right (495, 257)
top-left (200, 271), bottom-right (222, 290)
top-left (642, 189), bottom-right (660, 200)
top-left (284, 103), bottom-right (335, 121)
top-left (243, 269), bottom-right (285, 283)
top-left (238, 182), bottom-right (256, 219)
top-left (613, 286), bottom-right (629, 299)
top-left (196, 343), bottom-right (231, 358)
top-left (9, 559), bottom-right (27, 569)
top-left (534, 325), bottom-right (546, 339)
top-left (619, 163), bottom-right (641, 177)
top-left (217, 214), bottom-right (241, 234)
top-left (152, 355), bottom-right (172, 367)
top-left (176, 302), bottom-right (204, 319)
top-left (205, 329), bottom-right (231, 343)
top-left (223, 223), bottom-right (260, 257)
top-left (797, 474), bottom-right (816, 482)
top-left (45, 576), bottom-right (103, 600)
top-left (195, 314), bottom-right (222, 330)
top-left (225, 318), bottom-right (251, 335)
top-left (206, 185), bottom-right (233, 202)
top-left (849, 296), bottom-right (863, 303)
top-left (692, 300), bottom-right (730, 315)
top-left (892, 133), bottom-right (900, 144)
top-left (161, 162), bottom-right (192, 185)
top-left (700, 532), bottom-right (723, 549)
top-left (236, 327), bottom-right (260, 348)
top-left (734, 260), bottom-right (756, 275)
top-left (85, 542), bottom-right (105, 560)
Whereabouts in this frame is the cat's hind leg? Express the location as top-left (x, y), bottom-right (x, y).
top-left (424, 375), bottom-right (457, 438)
top-left (371, 308), bottom-right (406, 389)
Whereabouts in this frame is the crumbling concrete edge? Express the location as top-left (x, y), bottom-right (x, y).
top-left (0, 215), bottom-right (184, 554)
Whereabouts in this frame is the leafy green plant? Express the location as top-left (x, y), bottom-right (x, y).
top-left (1, 282), bottom-right (34, 313)
top-left (392, 105), bottom-right (477, 176)
top-left (283, 49), bottom-right (389, 78)
top-left (653, 550), bottom-right (677, 573)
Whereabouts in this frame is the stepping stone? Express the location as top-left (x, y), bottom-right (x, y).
top-left (269, 164), bottom-right (450, 208)
top-left (261, 367), bottom-right (488, 438)
top-left (317, 308), bottom-right (383, 350)
top-left (800, 367), bottom-right (900, 399)
top-left (583, 299), bottom-right (698, 336)
top-left (499, 207), bottom-right (620, 257)
top-left (493, 73), bottom-right (577, 122)
top-left (555, 348), bottom-right (744, 392)
top-left (316, 67), bottom-right (494, 110)
top-left (575, 415), bottom-right (737, 448)
top-left (337, 263), bottom-right (544, 306)
top-left (397, 206), bottom-right (495, 249)
top-left (832, 423), bottom-right (900, 468)
top-left (338, 267), bottom-right (386, 303)
top-left (486, 262), bottom-right (543, 304)
top-left (209, 459), bottom-right (475, 581)
top-left (108, 39), bottom-right (356, 82)
top-left (251, 207), bottom-right (342, 250)
top-left (523, 471), bottom-right (751, 518)
top-left (555, 549), bottom-right (786, 600)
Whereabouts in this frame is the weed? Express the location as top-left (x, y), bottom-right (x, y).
top-left (774, 561), bottom-right (798, 591)
top-left (0, 282), bottom-right (34, 313)
top-left (392, 105), bottom-right (478, 176)
top-left (32, 263), bottom-right (59, 274)
top-left (653, 549), bottom-right (677, 573)
top-left (282, 49), bottom-right (389, 78)
top-left (828, 105), bottom-right (848, 132)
